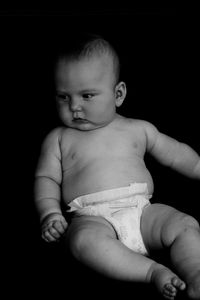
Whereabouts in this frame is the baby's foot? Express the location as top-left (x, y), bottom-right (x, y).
top-left (187, 270), bottom-right (200, 299)
top-left (149, 264), bottom-right (186, 299)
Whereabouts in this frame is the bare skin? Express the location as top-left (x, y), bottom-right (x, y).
top-left (65, 214), bottom-right (187, 300)
top-left (148, 264), bottom-right (186, 299)
top-left (35, 54), bottom-right (200, 299)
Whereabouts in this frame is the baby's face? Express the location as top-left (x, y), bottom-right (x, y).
top-left (55, 55), bottom-right (119, 131)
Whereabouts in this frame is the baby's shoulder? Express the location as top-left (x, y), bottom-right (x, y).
top-left (42, 127), bottom-right (76, 155)
top-left (120, 117), bottom-right (159, 144)
top-left (45, 126), bottom-right (76, 139)
top-left (43, 127), bottom-right (63, 143)
top-left (40, 127), bottom-right (63, 153)
top-left (121, 117), bottom-right (156, 133)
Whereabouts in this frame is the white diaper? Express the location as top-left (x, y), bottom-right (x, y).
top-left (67, 183), bottom-right (151, 256)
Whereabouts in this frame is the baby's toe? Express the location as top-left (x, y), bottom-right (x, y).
top-left (165, 283), bottom-right (177, 293)
top-left (163, 283), bottom-right (177, 299)
top-left (171, 277), bottom-right (186, 290)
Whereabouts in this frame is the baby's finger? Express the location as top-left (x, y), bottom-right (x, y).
top-left (60, 219), bottom-right (68, 230)
top-left (42, 230), bottom-right (57, 242)
top-left (58, 219), bottom-right (68, 230)
top-left (57, 218), bottom-right (68, 231)
top-left (42, 220), bottom-right (54, 231)
top-left (53, 220), bottom-right (66, 233)
top-left (49, 226), bottom-right (61, 239)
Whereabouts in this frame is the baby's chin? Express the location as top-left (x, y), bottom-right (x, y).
top-left (65, 120), bottom-right (110, 131)
top-left (66, 122), bottom-right (99, 131)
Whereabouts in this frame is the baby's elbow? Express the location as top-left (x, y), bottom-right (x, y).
top-left (35, 173), bottom-right (61, 186)
top-left (194, 159), bottom-right (200, 179)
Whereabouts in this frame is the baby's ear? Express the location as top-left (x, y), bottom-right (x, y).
top-left (115, 81), bottom-right (127, 107)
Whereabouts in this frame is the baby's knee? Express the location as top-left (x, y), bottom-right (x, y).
top-left (68, 227), bottom-right (92, 259)
top-left (66, 216), bottom-right (115, 259)
top-left (66, 222), bottom-right (94, 258)
top-left (176, 214), bottom-right (200, 240)
top-left (176, 214), bottom-right (199, 233)
top-left (162, 213), bottom-right (199, 246)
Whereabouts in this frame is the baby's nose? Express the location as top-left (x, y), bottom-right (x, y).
top-left (70, 98), bottom-right (82, 112)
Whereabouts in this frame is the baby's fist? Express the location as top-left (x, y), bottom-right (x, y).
top-left (41, 213), bottom-right (68, 242)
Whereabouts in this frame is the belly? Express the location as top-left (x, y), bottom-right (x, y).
top-left (62, 159), bottom-right (154, 205)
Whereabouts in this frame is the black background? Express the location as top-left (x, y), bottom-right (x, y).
top-left (2, 8), bottom-right (199, 299)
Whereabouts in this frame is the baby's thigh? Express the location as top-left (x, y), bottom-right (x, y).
top-left (141, 203), bottom-right (181, 251)
top-left (65, 215), bottom-right (117, 253)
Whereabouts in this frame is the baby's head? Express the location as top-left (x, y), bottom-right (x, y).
top-left (54, 34), bottom-right (126, 130)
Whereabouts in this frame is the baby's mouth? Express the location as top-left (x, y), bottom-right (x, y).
top-left (73, 118), bottom-right (88, 123)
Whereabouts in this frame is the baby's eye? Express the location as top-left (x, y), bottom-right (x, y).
top-left (56, 93), bottom-right (70, 102)
top-left (82, 93), bottom-right (95, 100)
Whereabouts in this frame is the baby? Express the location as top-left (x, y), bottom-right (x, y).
top-left (34, 34), bottom-right (200, 299)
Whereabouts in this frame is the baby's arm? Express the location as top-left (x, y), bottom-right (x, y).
top-left (143, 121), bottom-right (200, 179)
top-left (34, 128), bottom-right (68, 242)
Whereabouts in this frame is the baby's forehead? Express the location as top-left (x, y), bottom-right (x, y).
top-left (58, 52), bottom-right (113, 69)
top-left (55, 54), bottom-right (116, 89)
top-left (56, 54), bottom-right (115, 80)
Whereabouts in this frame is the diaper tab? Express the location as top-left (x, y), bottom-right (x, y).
top-left (67, 183), bottom-right (151, 213)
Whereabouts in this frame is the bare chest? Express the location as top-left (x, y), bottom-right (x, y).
top-left (61, 128), bottom-right (146, 172)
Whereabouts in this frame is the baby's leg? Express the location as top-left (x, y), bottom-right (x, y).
top-left (64, 215), bottom-right (178, 298)
top-left (142, 203), bottom-right (200, 299)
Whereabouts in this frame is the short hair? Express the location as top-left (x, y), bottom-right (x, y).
top-left (54, 33), bottom-right (120, 84)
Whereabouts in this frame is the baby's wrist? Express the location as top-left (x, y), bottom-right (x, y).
top-left (41, 212), bottom-right (63, 225)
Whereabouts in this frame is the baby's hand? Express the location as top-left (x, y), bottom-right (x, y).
top-left (41, 213), bottom-right (68, 242)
